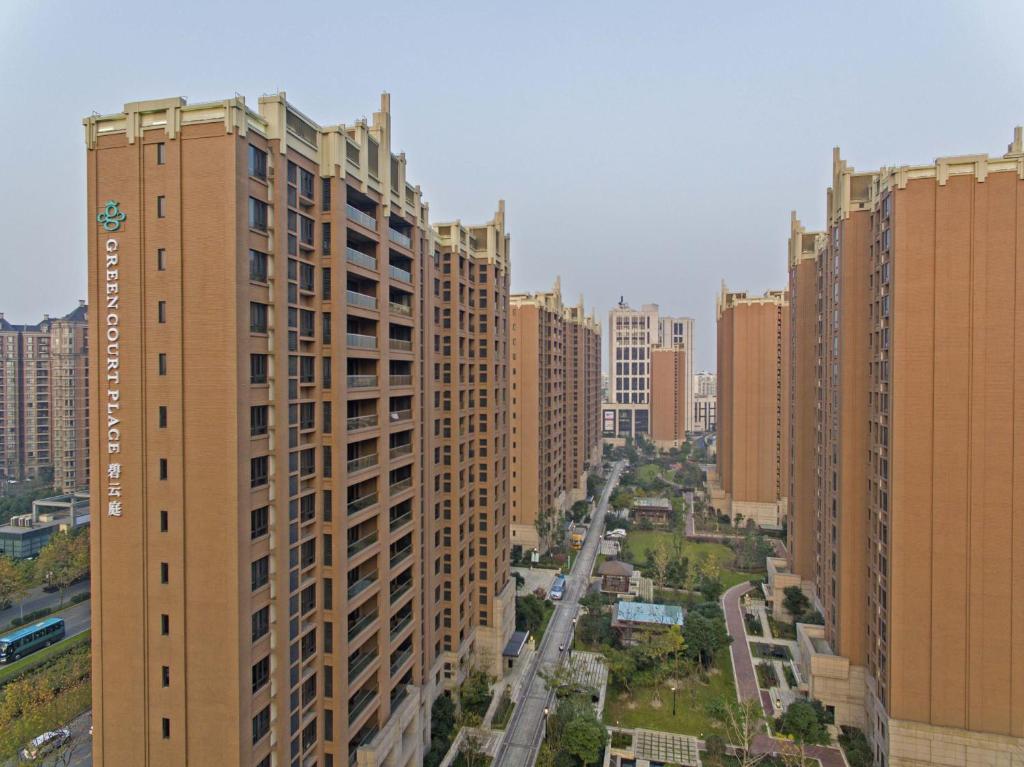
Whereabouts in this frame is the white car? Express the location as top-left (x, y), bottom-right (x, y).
top-left (21, 728), bottom-right (70, 760)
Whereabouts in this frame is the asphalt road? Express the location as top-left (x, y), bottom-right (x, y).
top-left (494, 461), bottom-right (624, 767)
top-left (0, 580), bottom-right (90, 631)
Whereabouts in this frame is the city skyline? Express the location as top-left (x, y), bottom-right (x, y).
top-left (5, 1), bottom-right (1024, 370)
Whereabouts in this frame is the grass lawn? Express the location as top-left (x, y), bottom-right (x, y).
top-left (535, 602), bottom-right (555, 643)
top-left (0, 630), bottom-right (91, 687)
top-left (603, 648), bottom-right (735, 737)
top-left (636, 463), bottom-right (664, 484)
top-left (621, 531), bottom-right (762, 589)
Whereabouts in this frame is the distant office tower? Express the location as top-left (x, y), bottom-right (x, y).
top-left (713, 285), bottom-right (789, 528)
top-left (693, 371), bottom-right (716, 398)
top-left (509, 281), bottom-right (600, 553)
top-left (604, 300), bottom-right (693, 442)
top-left (692, 371), bottom-right (717, 434)
top-left (0, 303), bottom-right (89, 492)
top-left (781, 130), bottom-right (1024, 766)
top-left (85, 93), bottom-right (511, 767)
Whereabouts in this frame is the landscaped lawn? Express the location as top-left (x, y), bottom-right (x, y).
top-left (0, 630), bottom-right (91, 687)
top-left (621, 531), bottom-right (763, 589)
top-left (635, 463), bottom-right (664, 484)
top-left (603, 648), bottom-right (736, 737)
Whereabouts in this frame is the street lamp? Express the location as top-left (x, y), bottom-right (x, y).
top-left (671, 685), bottom-right (677, 716)
top-left (570, 617), bottom-right (577, 658)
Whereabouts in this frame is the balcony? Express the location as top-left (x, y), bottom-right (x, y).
top-left (347, 453), bottom-right (379, 474)
top-left (348, 610), bottom-right (378, 641)
top-left (389, 581), bottom-right (412, 605)
top-left (347, 333), bottom-right (378, 350)
top-left (389, 545), bottom-right (412, 568)
top-left (389, 443), bottom-right (412, 460)
top-left (388, 264), bottom-right (412, 283)
top-left (389, 338), bottom-right (413, 352)
top-left (390, 685), bottom-right (410, 713)
top-left (347, 530), bottom-right (378, 557)
top-left (349, 651), bottom-right (378, 683)
top-left (347, 374), bottom-right (378, 389)
top-left (389, 301), bottom-right (412, 317)
top-left (388, 409), bottom-right (412, 424)
top-left (389, 477), bottom-right (412, 496)
top-left (348, 492), bottom-right (377, 515)
top-left (389, 511), bottom-right (412, 532)
top-left (346, 247), bottom-right (377, 271)
top-left (390, 649), bottom-right (413, 676)
top-left (347, 414), bottom-right (379, 431)
top-left (347, 573), bottom-right (378, 599)
top-left (388, 228), bottom-right (412, 249)
top-left (348, 688), bottom-right (377, 725)
top-left (347, 204), bottom-right (377, 232)
top-left (388, 375), bottom-right (412, 387)
top-left (389, 614), bottom-right (413, 642)
top-left (347, 290), bottom-right (378, 311)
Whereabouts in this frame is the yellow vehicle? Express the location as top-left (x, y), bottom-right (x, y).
top-left (569, 527), bottom-right (586, 550)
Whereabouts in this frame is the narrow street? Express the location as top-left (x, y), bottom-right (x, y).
top-left (493, 460), bottom-right (624, 767)
top-left (0, 579), bottom-right (90, 631)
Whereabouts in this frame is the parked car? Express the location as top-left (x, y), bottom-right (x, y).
top-left (21, 728), bottom-right (70, 760)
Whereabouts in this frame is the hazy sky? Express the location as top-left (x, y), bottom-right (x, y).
top-left (2, 1), bottom-right (1022, 371)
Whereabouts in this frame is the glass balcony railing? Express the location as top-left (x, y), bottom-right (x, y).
top-left (389, 581), bottom-right (412, 604)
top-left (389, 615), bottom-right (413, 641)
top-left (348, 610), bottom-right (378, 641)
top-left (347, 573), bottom-right (377, 599)
top-left (389, 477), bottom-right (413, 495)
top-left (388, 228), bottom-right (412, 249)
top-left (348, 688), bottom-right (377, 725)
top-left (347, 290), bottom-right (378, 311)
top-left (388, 375), bottom-right (412, 387)
top-left (346, 333), bottom-right (378, 350)
top-left (346, 247), bottom-right (377, 271)
top-left (347, 530), bottom-right (378, 557)
top-left (347, 204), bottom-right (377, 231)
top-left (389, 443), bottom-right (412, 460)
top-left (349, 651), bottom-right (378, 682)
top-left (347, 492), bottom-right (377, 515)
top-left (346, 374), bottom-right (378, 389)
top-left (347, 453), bottom-right (378, 474)
top-left (347, 413), bottom-right (378, 431)
top-left (389, 545), bottom-right (412, 568)
top-left (388, 264), bottom-right (412, 283)
top-left (390, 685), bottom-right (409, 712)
top-left (389, 511), bottom-right (412, 532)
top-left (388, 338), bottom-right (413, 352)
top-left (389, 301), bottom-right (412, 317)
top-left (390, 649), bottom-right (412, 676)
top-left (388, 409), bottom-right (412, 423)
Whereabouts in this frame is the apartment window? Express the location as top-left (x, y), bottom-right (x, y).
top-left (156, 143), bottom-right (166, 165)
top-left (252, 606), bottom-right (270, 642)
top-left (160, 562), bottom-right (169, 584)
top-left (251, 556), bottom-right (269, 591)
top-left (249, 250), bottom-right (268, 283)
top-left (248, 198), bottom-right (268, 231)
top-left (250, 456), bottom-right (268, 488)
top-left (160, 614), bottom-right (169, 635)
top-left (299, 168), bottom-right (315, 199)
top-left (161, 666), bottom-right (170, 687)
top-left (157, 248), bottom-right (166, 271)
top-left (160, 510), bottom-right (168, 532)
top-left (250, 302), bottom-right (268, 334)
top-left (250, 405), bottom-right (268, 437)
top-left (250, 354), bottom-right (268, 385)
top-left (158, 406), bottom-right (167, 428)
top-left (159, 459), bottom-right (168, 480)
top-left (162, 718), bottom-right (170, 739)
top-left (158, 301), bottom-right (167, 323)
top-left (158, 353), bottom-right (167, 375)
top-left (252, 655), bottom-right (270, 693)
top-left (322, 401), bottom-right (332, 433)
top-left (322, 178), bottom-right (332, 211)
top-left (322, 268), bottom-right (332, 300)
top-left (251, 506), bottom-right (269, 539)
top-left (248, 146), bottom-right (268, 180)
top-left (252, 706), bottom-right (270, 745)
top-left (157, 196), bottom-right (166, 218)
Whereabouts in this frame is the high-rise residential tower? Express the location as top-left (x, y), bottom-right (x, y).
top-left (0, 304), bottom-right (89, 492)
top-left (786, 130), bottom-right (1024, 766)
top-left (713, 285), bottom-right (789, 528)
top-left (85, 93), bottom-right (511, 767)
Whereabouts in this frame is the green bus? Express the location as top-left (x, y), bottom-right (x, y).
top-left (0, 617), bottom-right (66, 663)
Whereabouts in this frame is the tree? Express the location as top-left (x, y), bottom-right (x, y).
top-left (782, 586), bottom-right (811, 620)
top-left (650, 543), bottom-right (670, 590)
top-left (458, 730), bottom-right (488, 767)
top-left (0, 554), bottom-right (29, 614)
top-left (775, 700), bottom-right (829, 745)
top-left (704, 734), bottom-right (728, 765)
top-left (604, 647), bottom-right (638, 693)
top-left (707, 698), bottom-right (768, 767)
top-left (36, 530), bottom-right (89, 607)
top-left (516, 594), bottom-right (547, 635)
top-left (683, 611), bottom-right (731, 669)
top-left (459, 669), bottom-right (493, 719)
top-left (512, 571), bottom-right (526, 591)
top-left (548, 695), bottom-right (608, 765)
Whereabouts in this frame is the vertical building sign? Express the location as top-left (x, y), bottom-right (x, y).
top-left (97, 200), bottom-right (126, 517)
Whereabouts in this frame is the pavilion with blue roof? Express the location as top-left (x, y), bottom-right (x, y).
top-left (610, 601), bottom-right (685, 643)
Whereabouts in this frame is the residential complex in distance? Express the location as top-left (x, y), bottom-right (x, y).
top-left (0, 303), bottom-right (89, 492)
top-left (603, 299), bottom-right (694, 446)
top-left (712, 285), bottom-right (789, 528)
top-left (84, 93), bottom-right (520, 767)
top-left (692, 370), bottom-right (716, 433)
top-left (775, 129), bottom-right (1024, 766)
top-left (509, 279), bottom-right (601, 553)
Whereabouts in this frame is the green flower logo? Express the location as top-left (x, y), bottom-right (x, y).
top-left (97, 200), bottom-right (127, 232)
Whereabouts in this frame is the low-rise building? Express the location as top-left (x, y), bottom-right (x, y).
top-left (597, 560), bottom-right (634, 593)
top-left (0, 491), bottom-right (89, 559)
top-left (630, 497), bottom-right (673, 527)
top-left (611, 601), bottom-right (685, 644)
